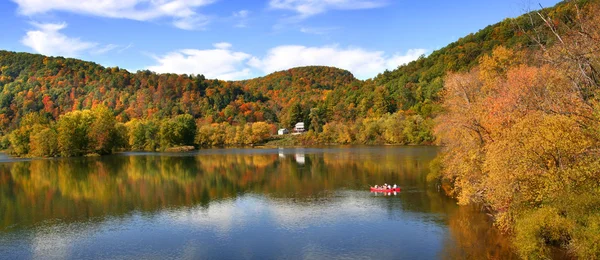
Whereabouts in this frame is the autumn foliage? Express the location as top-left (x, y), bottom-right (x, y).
top-left (436, 2), bottom-right (600, 257)
top-left (1, 0), bottom-right (600, 256)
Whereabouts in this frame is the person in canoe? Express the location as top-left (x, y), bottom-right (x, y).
top-left (372, 184), bottom-right (398, 190)
top-left (370, 184), bottom-right (400, 192)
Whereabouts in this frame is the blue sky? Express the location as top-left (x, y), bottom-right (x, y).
top-left (0, 0), bottom-right (562, 80)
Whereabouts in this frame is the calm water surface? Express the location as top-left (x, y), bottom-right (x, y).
top-left (0, 146), bottom-right (516, 259)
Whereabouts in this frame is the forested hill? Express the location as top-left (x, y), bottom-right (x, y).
top-left (0, 0), bottom-right (591, 147)
top-left (238, 66), bottom-right (358, 107)
top-left (372, 0), bottom-right (578, 113)
top-left (0, 50), bottom-right (357, 132)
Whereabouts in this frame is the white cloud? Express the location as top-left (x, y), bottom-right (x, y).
top-left (248, 45), bottom-right (427, 79)
top-left (21, 22), bottom-right (97, 57)
top-left (11, 0), bottom-right (217, 30)
top-left (147, 43), bottom-right (426, 80)
top-left (147, 45), bottom-right (253, 80)
top-left (22, 22), bottom-right (122, 57)
top-left (172, 14), bottom-right (211, 30)
top-left (269, 0), bottom-right (387, 18)
top-left (213, 42), bottom-right (232, 49)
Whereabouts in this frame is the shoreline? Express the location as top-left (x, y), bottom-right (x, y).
top-left (0, 144), bottom-right (440, 161)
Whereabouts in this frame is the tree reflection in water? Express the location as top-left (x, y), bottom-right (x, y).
top-left (0, 147), bottom-right (517, 259)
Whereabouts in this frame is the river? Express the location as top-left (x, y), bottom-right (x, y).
top-left (0, 146), bottom-right (516, 259)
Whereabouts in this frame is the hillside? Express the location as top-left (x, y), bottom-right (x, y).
top-left (373, 0), bottom-right (578, 113)
top-left (239, 66), bottom-right (358, 107)
top-left (0, 51), bottom-right (356, 131)
top-left (0, 1), bottom-right (584, 133)
top-left (0, 0), bottom-right (592, 145)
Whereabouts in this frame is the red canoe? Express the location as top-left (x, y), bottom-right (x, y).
top-left (370, 187), bottom-right (401, 192)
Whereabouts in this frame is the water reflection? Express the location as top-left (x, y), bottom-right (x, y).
top-left (294, 153), bottom-right (305, 165)
top-left (0, 147), bottom-right (516, 259)
top-left (371, 191), bottom-right (398, 196)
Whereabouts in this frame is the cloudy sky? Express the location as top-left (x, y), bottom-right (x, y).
top-left (0, 0), bottom-right (561, 80)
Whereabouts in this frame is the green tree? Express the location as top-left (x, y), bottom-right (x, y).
top-left (8, 127), bottom-right (31, 156)
top-left (88, 105), bottom-right (117, 155)
top-left (125, 119), bottom-right (145, 150)
top-left (29, 125), bottom-right (58, 157)
top-left (309, 107), bottom-right (326, 133)
top-left (173, 114), bottom-right (197, 146)
top-left (57, 110), bottom-right (94, 157)
top-left (286, 103), bottom-right (303, 129)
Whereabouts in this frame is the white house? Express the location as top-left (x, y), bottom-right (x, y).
top-left (278, 128), bottom-right (289, 135)
top-left (293, 122), bottom-right (305, 133)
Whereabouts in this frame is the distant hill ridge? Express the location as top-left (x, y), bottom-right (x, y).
top-left (0, 50), bottom-right (356, 83)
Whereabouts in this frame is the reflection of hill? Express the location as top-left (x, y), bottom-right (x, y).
top-left (0, 148), bottom-right (437, 230)
top-left (0, 147), bottom-right (515, 259)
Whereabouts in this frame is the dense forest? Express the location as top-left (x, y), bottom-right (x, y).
top-left (0, 1), bottom-right (578, 154)
top-left (1, 0), bottom-right (599, 257)
top-left (0, 1), bottom-right (582, 155)
top-left (0, 2), bottom-right (586, 156)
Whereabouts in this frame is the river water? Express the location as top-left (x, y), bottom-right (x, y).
top-left (0, 146), bottom-right (516, 259)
